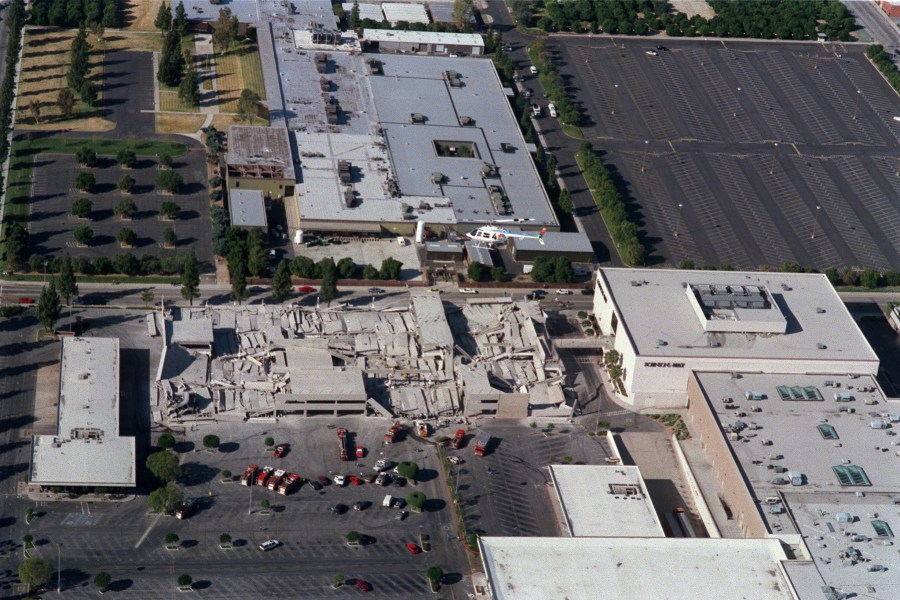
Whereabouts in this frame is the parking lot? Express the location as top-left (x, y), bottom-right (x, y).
top-left (553, 38), bottom-right (900, 270)
top-left (26, 149), bottom-right (213, 268)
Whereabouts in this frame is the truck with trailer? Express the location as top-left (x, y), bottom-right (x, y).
top-left (267, 469), bottom-right (286, 491)
top-left (255, 466), bottom-right (275, 487)
top-left (277, 473), bottom-right (301, 495)
top-left (384, 422), bottom-right (400, 444)
top-left (338, 428), bottom-right (350, 461)
top-left (240, 464), bottom-right (259, 486)
top-left (448, 429), bottom-right (466, 450)
top-left (474, 433), bottom-right (491, 456)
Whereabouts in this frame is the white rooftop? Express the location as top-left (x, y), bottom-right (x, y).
top-left (480, 537), bottom-right (796, 600)
top-left (228, 189), bottom-right (267, 228)
top-left (362, 29), bottom-right (484, 47)
top-left (30, 338), bottom-right (135, 487)
top-left (381, 2), bottom-right (430, 24)
top-left (342, 2), bottom-right (383, 22)
top-left (598, 268), bottom-right (879, 364)
top-left (549, 465), bottom-right (664, 537)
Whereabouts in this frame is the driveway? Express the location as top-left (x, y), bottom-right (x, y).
top-left (102, 50), bottom-right (156, 137)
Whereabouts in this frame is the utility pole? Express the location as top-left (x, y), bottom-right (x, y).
top-left (810, 205), bottom-right (822, 240)
top-left (769, 142), bottom-right (779, 175)
top-left (674, 203), bottom-right (684, 238)
top-left (57, 542), bottom-right (62, 593)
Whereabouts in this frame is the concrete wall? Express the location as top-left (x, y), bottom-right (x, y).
top-left (227, 176), bottom-right (294, 200)
top-left (686, 373), bottom-right (769, 538)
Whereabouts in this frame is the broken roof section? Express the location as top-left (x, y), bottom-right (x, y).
top-left (411, 292), bottom-right (454, 352)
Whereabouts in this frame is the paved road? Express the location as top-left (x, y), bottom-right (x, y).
top-left (480, 1), bottom-right (624, 266)
top-left (842, 0), bottom-right (900, 53)
top-left (102, 50), bottom-right (156, 137)
top-left (0, 4), bottom-right (10, 85)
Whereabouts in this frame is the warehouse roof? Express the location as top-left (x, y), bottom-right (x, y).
top-left (549, 465), bottom-right (664, 537)
top-left (342, 2), bottom-right (384, 22)
top-left (381, 2), bottom-right (430, 24)
top-left (479, 537), bottom-right (795, 600)
top-left (228, 189), bottom-right (267, 228)
top-left (179, 0), bottom-right (261, 23)
top-left (30, 338), bottom-right (136, 487)
top-left (512, 231), bottom-right (593, 254)
top-left (226, 126), bottom-right (295, 180)
top-left (598, 268), bottom-right (879, 364)
top-left (362, 29), bottom-right (484, 48)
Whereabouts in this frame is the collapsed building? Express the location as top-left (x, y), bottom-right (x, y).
top-left (152, 294), bottom-right (570, 425)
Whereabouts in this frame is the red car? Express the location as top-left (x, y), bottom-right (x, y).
top-left (297, 285), bottom-right (316, 294)
top-left (405, 543), bottom-right (421, 555)
top-left (348, 475), bottom-right (364, 486)
top-left (273, 444), bottom-right (289, 458)
top-left (18, 297), bottom-right (35, 304)
top-left (356, 580), bottom-right (372, 592)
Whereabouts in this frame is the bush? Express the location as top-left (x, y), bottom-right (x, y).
top-left (156, 170), bottom-right (183, 193)
top-left (158, 433), bottom-right (176, 449)
top-left (467, 261), bottom-right (485, 282)
top-left (94, 571), bottom-right (111, 592)
top-left (116, 147), bottom-right (136, 168)
top-left (221, 469), bottom-right (232, 480)
top-left (346, 531), bottom-right (361, 544)
top-left (162, 227), bottom-right (177, 247)
top-left (75, 146), bottom-right (97, 167)
top-left (219, 533), bottom-right (232, 545)
top-left (75, 172), bottom-right (96, 192)
top-left (362, 264), bottom-right (379, 280)
top-left (160, 200), bottom-right (180, 220)
top-left (73, 224), bottom-right (94, 246)
top-left (165, 533), bottom-right (179, 545)
top-left (264, 436), bottom-right (275, 447)
top-left (405, 490), bottom-right (426, 509)
top-left (177, 574), bottom-right (192, 588)
top-left (379, 257), bottom-right (403, 280)
top-left (202, 434), bottom-right (220, 450)
top-left (117, 175), bottom-right (135, 194)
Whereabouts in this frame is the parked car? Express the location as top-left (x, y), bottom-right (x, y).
top-left (17, 297), bottom-right (35, 304)
top-left (317, 475), bottom-right (331, 486)
top-left (333, 474), bottom-right (347, 486)
top-left (331, 503), bottom-right (348, 515)
top-left (273, 444), bottom-right (289, 458)
top-left (296, 285), bottom-right (316, 294)
top-left (258, 539), bottom-right (281, 551)
top-left (396, 510), bottom-right (408, 521)
top-left (348, 475), bottom-right (364, 486)
top-left (645, 49), bottom-right (659, 56)
top-left (309, 479), bottom-right (323, 491)
top-left (174, 498), bottom-right (198, 520)
top-left (556, 289), bottom-right (572, 295)
top-left (529, 65), bottom-right (538, 74)
top-left (353, 500), bottom-right (370, 511)
top-left (393, 476), bottom-right (407, 488)
top-left (531, 103), bottom-right (541, 117)
top-left (548, 102), bottom-right (557, 118)
top-left (459, 288), bottom-right (478, 294)
top-left (376, 472), bottom-right (391, 486)
top-left (367, 287), bottom-right (385, 294)
top-left (406, 542), bottom-right (422, 555)
top-left (356, 580), bottom-right (373, 592)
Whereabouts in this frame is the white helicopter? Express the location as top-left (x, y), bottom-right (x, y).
top-left (466, 218), bottom-right (547, 246)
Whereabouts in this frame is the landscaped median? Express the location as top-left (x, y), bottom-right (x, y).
top-left (1, 137), bottom-right (188, 274)
top-left (527, 39), bottom-right (581, 133)
top-left (575, 142), bottom-right (647, 266)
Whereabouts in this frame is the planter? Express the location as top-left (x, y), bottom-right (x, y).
top-left (218, 543), bottom-right (233, 550)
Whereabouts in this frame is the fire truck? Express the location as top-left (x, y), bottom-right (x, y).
top-left (338, 428), bottom-right (350, 461)
top-left (277, 473), bottom-right (301, 495)
top-left (384, 422), bottom-right (400, 444)
top-left (474, 434), bottom-right (491, 457)
top-left (255, 466), bottom-right (275, 486)
top-left (240, 464), bottom-right (259, 486)
top-left (267, 469), bottom-right (286, 491)
top-left (448, 429), bottom-right (466, 450)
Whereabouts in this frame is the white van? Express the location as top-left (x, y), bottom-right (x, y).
top-left (382, 494), bottom-right (394, 508)
top-left (529, 65), bottom-right (538, 75)
top-left (548, 103), bottom-right (557, 118)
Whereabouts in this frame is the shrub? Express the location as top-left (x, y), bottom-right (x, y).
top-left (158, 433), bottom-right (176, 449)
top-left (156, 170), bottom-right (183, 193)
top-left (221, 469), bottom-right (232, 480)
top-left (75, 146), bottom-right (97, 167)
top-left (162, 227), bottom-right (177, 247)
top-left (159, 200), bottom-right (180, 220)
top-left (116, 147), bottom-right (136, 168)
top-left (202, 434), bottom-right (220, 450)
top-left (396, 461), bottom-right (419, 482)
top-left (177, 574), bottom-right (192, 588)
top-left (75, 172), bottom-right (96, 192)
top-left (73, 224), bottom-right (93, 246)
top-left (114, 199), bottom-right (137, 220)
top-left (405, 490), bottom-right (426, 509)
top-left (165, 533), bottom-right (179, 545)
top-left (72, 197), bottom-right (93, 219)
top-left (117, 228), bottom-right (137, 247)
top-left (219, 533), bottom-right (231, 545)
top-left (117, 175), bottom-right (135, 194)
top-left (264, 436), bottom-right (275, 447)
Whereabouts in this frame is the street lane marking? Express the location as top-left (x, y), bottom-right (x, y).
top-left (135, 512), bottom-right (162, 548)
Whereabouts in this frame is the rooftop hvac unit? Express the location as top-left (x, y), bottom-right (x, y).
top-left (745, 391), bottom-right (765, 400)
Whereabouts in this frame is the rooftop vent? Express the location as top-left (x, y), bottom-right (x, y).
top-left (817, 343), bottom-right (827, 350)
top-left (816, 307), bottom-right (826, 313)
top-left (656, 339), bottom-right (667, 346)
top-left (410, 113), bottom-right (426, 124)
top-left (459, 116), bottom-right (475, 127)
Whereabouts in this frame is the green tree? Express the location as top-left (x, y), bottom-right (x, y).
top-left (553, 257), bottom-right (574, 283)
top-left (141, 290), bottom-right (155, 307)
top-left (114, 253), bottom-right (140, 276)
top-left (37, 278), bottom-right (61, 332)
top-left (530, 256), bottom-right (554, 282)
top-left (19, 557), bottom-right (53, 594)
top-left (426, 566), bottom-right (444, 586)
top-left (178, 65), bottom-right (200, 107)
top-left (237, 88), bottom-right (261, 124)
top-left (289, 255), bottom-right (317, 278)
top-left (491, 266), bottom-right (505, 282)
top-left (202, 434), bottom-right (220, 450)
top-left (346, 530), bottom-right (361, 545)
top-left (177, 574), bottom-right (192, 589)
top-left (264, 436), bottom-right (275, 448)
top-left (467, 261), bottom-right (485, 282)
top-left (246, 229), bottom-right (269, 277)
top-left (146, 449), bottom-right (182, 482)
top-left (452, 0), bottom-right (474, 24)
top-left (160, 153), bottom-right (173, 169)
top-left (859, 268), bottom-right (881, 289)
top-left (74, 224), bottom-right (94, 246)
top-left (80, 80), bottom-right (98, 106)
top-left (230, 261), bottom-right (248, 303)
top-left (117, 174), bottom-right (135, 194)
top-left (57, 88), bottom-right (75, 118)
top-left (219, 533), bottom-right (232, 546)
top-left (67, 28), bottom-right (91, 92)
top-left (116, 147), bottom-right (136, 168)
top-left (160, 200), bottom-right (180, 219)
top-left (180, 250), bottom-right (200, 306)
top-left (75, 172), bottom-right (96, 192)
top-left (333, 573), bottom-right (346, 588)
top-left (405, 490), bottom-right (426, 509)
top-left (379, 257), bottom-right (403, 280)
top-left (158, 27), bottom-right (185, 87)
top-left (117, 228), bottom-right (137, 247)
top-left (337, 257), bottom-right (356, 279)
top-left (260, 499), bottom-right (270, 511)
top-left (94, 571), bottom-right (112, 593)
top-left (148, 481), bottom-right (183, 513)
top-left (158, 433), bottom-right (176, 449)
top-left (156, 170), bottom-right (183, 193)
top-left (319, 261), bottom-right (338, 303)
top-left (163, 227), bottom-right (177, 247)
top-left (173, 1), bottom-right (188, 35)
top-left (362, 264), bottom-right (379, 280)
top-left (75, 146), bottom-right (97, 167)
top-left (165, 533), bottom-right (179, 547)
top-left (114, 198), bottom-right (137, 219)
top-left (57, 254), bottom-right (79, 305)
top-left (349, 1), bottom-right (361, 28)
top-left (212, 7), bottom-right (239, 54)
top-left (396, 461), bottom-right (419, 482)
top-left (154, 1), bottom-right (172, 31)
top-left (272, 260), bottom-right (292, 302)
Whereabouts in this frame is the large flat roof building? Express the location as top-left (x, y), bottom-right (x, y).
top-left (362, 29), bottom-right (484, 55)
top-left (225, 126), bottom-right (296, 200)
top-left (30, 338), bottom-right (135, 488)
top-left (479, 537), bottom-right (797, 600)
top-left (593, 269), bottom-right (879, 409)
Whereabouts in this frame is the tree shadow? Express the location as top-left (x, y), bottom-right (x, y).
top-left (60, 567), bottom-right (90, 589)
top-left (178, 462), bottom-right (218, 486)
top-left (181, 539), bottom-right (199, 549)
top-left (173, 441), bottom-right (195, 453)
top-left (423, 498), bottom-right (446, 513)
top-left (108, 578), bottom-right (133, 592)
top-left (193, 580), bottom-right (212, 590)
top-left (218, 441), bottom-right (240, 453)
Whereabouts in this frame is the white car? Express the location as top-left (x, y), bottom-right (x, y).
top-left (548, 103), bottom-right (557, 118)
top-left (894, 116), bottom-right (900, 122)
top-left (259, 539), bottom-right (281, 551)
top-left (459, 288), bottom-right (478, 294)
top-left (529, 65), bottom-right (538, 75)
top-left (333, 474), bottom-right (346, 486)
top-left (556, 289), bottom-right (572, 295)
top-left (645, 49), bottom-right (658, 56)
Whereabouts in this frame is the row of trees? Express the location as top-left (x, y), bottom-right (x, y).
top-left (0, 2), bottom-right (28, 273)
top-left (156, 2), bottom-right (201, 107)
top-left (29, 0), bottom-right (121, 28)
top-left (527, 40), bottom-right (580, 126)
top-left (510, 0), bottom-right (854, 41)
top-left (866, 45), bottom-right (900, 96)
top-left (27, 250), bottom-right (193, 279)
top-left (467, 260), bottom-right (505, 283)
top-left (530, 256), bottom-right (575, 283)
top-left (576, 142), bottom-right (647, 266)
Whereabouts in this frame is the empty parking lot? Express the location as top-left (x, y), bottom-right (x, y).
top-left (555, 38), bottom-right (900, 270)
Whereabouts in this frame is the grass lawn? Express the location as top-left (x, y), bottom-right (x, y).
top-left (560, 123), bottom-right (585, 139)
top-left (214, 39), bottom-right (267, 113)
top-left (156, 113), bottom-right (206, 134)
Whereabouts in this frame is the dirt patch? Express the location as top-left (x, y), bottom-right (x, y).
top-left (209, 113), bottom-right (244, 130)
top-left (124, 0), bottom-right (165, 32)
top-left (33, 359), bottom-right (61, 436)
top-left (17, 116), bottom-right (116, 132)
top-left (669, 0), bottom-right (716, 20)
top-left (156, 112), bottom-right (205, 134)
top-left (98, 30), bottom-right (163, 54)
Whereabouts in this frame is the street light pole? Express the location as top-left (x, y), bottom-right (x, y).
top-left (57, 542), bottom-right (62, 593)
top-left (810, 205), bottom-right (821, 240)
top-left (853, 89), bottom-right (861, 120)
top-left (611, 84), bottom-right (619, 115)
top-left (640, 140), bottom-right (649, 172)
top-left (769, 142), bottom-right (779, 175)
top-left (674, 203), bottom-right (684, 238)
